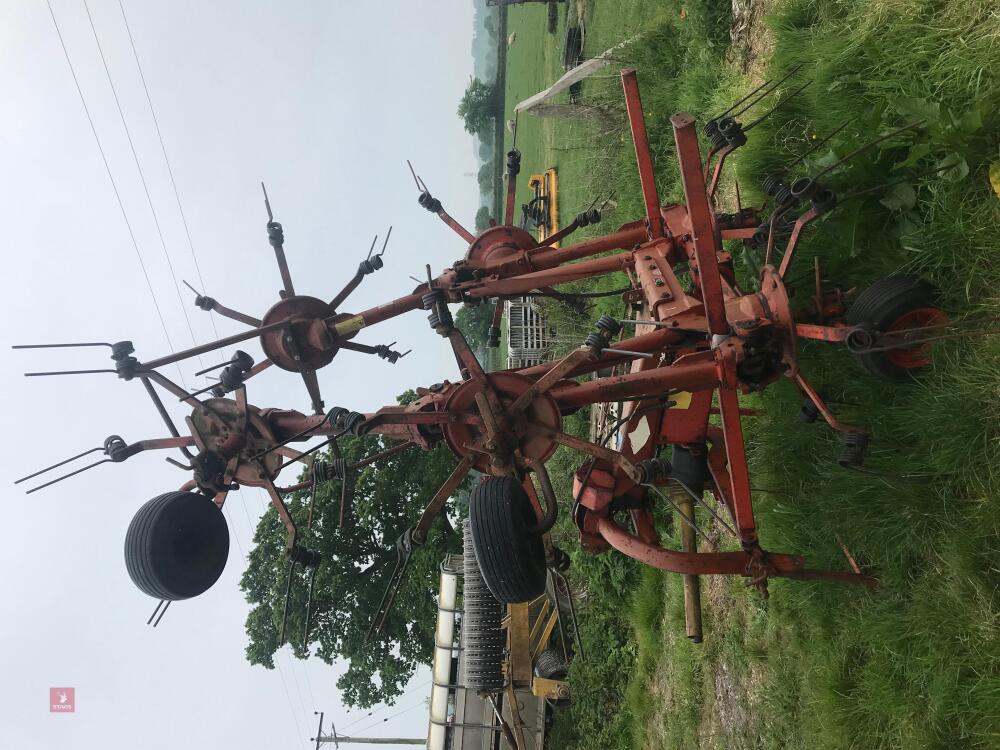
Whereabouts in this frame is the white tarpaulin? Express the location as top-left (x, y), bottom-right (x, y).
top-left (514, 36), bottom-right (638, 114)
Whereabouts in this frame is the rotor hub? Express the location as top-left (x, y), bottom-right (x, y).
top-left (259, 295), bottom-right (342, 372)
top-left (441, 371), bottom-right (562, 474)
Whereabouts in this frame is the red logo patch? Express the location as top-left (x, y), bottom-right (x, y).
top-left (50, 687), bottom-right (75, 713)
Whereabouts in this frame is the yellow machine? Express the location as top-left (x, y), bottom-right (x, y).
top-left (522, 168), bottom-right (560, 247)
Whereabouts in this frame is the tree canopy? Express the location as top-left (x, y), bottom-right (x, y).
top-left (240, 397), bottom-right (471, 707)
top-left (457, 78), bottom-right (498, 136)
top-left (474, 206), bottom-right (492, 232)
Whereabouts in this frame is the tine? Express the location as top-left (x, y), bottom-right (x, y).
top-left (377, 226), bottom-right (392, 257)
top-left (153, 600), bottom-right (171, 627)
top-left (302, 566), bottom-right (319, 649)
top-left (279, 560), bottom-right (297, 644)
top-left (786, 118), bottom-right (855, 171)
top-left (406, 159), bottom-right (422, 191)
top-left (147, 599), bottom-right (164, 625)
top-left (12, 342), bottom-right (112, 349)
top-left (729, 62), bottom-right (805, 120)
top-left (25, 368), bottom-right (117, 377)
top-left (711, 76), bottom-right (775, 121)
top-left (814, 120), bottom-right (924, 180)
top-left (16, 446), bottom-right (104, 484)
top-left (744, 80), bottom-right (811, 131)
top-left (194, 360), bottom-right (231, 377)
top-left (261, 182), bottom-right (273, 222)
top-left (365, 234), bottom-right (379, 261)
top-left (25, 459), bottom-right (112, 494)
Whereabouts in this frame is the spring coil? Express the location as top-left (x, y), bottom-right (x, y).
top-left (267, 221), bottom-right (284, 247)
top-left (838, 432), bottom-right (869, 470)
top-left (104, 434), bottom-right (129, 461)
top-left (357, 255), bottom-right (384, 276)
top-left (418, 192), bottom-right (442, 213)
top-left (313, 458), bottom-right (347, 483)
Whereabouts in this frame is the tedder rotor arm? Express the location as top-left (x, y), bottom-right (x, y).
top-left (182, 280), bottom-right (262, 327)
top-left (368, 454), bottom-right (476, 637)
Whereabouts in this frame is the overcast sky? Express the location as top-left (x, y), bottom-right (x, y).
top-left (0, 1), bottom-right (480, 748)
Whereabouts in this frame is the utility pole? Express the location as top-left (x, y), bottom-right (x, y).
top-left (312, 711), bottom-right (425, 748)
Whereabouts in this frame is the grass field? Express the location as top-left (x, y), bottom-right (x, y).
top-left (498, 1), bottom-right (1000, 748)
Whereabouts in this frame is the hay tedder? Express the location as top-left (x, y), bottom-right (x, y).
top-left (17, 69), bottom-right (962, 641)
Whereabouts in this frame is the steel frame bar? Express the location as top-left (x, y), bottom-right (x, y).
top-left (778, 207), bottom-right (820, 278)
top-left (621, 69), bottom-right (663, 238)
top-left (671, 113), bottom-right (729, 334)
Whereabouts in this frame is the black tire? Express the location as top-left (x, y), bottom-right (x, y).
top-left (670, 444), bottom-right (711, 494)
top-left (534, 649), bottom-right (568, 680)
top-left (846, 275), bottom-right (940, 381)
top-left (469, 477), bottom-right (547, 604)
top-left (124, 491), bottom-right (230, 601)
top-left (461, 520), bottom-right (505, 692)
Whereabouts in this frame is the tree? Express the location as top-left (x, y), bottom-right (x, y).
top-left (457, 78), bottom-right (498, 136)
top-left (474, 206), bottom-right (492, 232)
top-left (241, 395), bottom-right (471, 708)
top-left (477, 161), bottom-right (495, 192)
top-left (455, 301), bottom-right (497, 355)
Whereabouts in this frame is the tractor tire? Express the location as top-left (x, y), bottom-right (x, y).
top-left (670, 444), bottom-right (711, 494)
top-left (124, 491), bottom-right (229, 601)
top-left (461, 520), bottom-right (505, 692)
top-left (534, 649), bottom-right (569, 680)
top-left (469, 477), bottom-right (547, 604)
top-left (847, 275), bottom-right (944, 381)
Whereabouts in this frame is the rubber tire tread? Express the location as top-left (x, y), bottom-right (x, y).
top-left (670, 445), bottom-right (710, 494)
top-left (124, 491), bottom-right (229, 601)
top-left (469, 477), bottom-right (547, 604)
top-left (846, 275), bottom-right (938, 381)
top-left (534, 649), bottom-right (568, 680)
top-left (461, 520), bottom-right (504, 691)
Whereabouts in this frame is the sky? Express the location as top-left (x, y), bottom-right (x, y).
top-left (0, 1), bottom-right (481, 748)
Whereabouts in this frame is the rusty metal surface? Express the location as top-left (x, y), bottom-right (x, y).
top-left (14, 75), bottom-right (900, 630)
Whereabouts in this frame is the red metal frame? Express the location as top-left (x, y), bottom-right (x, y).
top-left (19, 69), bottom-right (898, 611)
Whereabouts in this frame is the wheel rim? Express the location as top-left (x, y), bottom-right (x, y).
top-left (884, 307), bottom-right (948, 369)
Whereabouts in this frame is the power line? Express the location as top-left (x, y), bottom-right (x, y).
top-left (115, 0), bottom-right (220, 341)
top-left (82, 0), bottom-right (205, 372)
top-left (354, 700), bottom-right (426, 736)
top-left (338, 681), bottom-right (429, 732)
top-left (45, 0), bottom-right (184, 385)
top-left (301, 664), bottom-right (319, 712)
top-left (276, 658), bottom-right (308, 746)
top-left (286, 649), bottom-right (310, 717)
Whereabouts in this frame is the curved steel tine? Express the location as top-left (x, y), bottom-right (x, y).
top-left (366, 531), bottom-right (414, 640)
top-left (376, 226), bottom-right (392, 257)
top-left (365, 234), bottom-right (379, 261)
top-left (744, 80), bottom-right (812, 132)
top-left (302, 566), bottom-right (319, 649)
top-left (24, 368), bottom-right (117, 377)
top-left (152, 599), bottom-right (171, 627)
top-left (12, 342), bottom-right (113, 349)
top-left (15, 446), bottom-right (105, 484)
top-left (24, 459), bottom-right (113, 495)
top-left (279, 560), bottom-right (297, 644)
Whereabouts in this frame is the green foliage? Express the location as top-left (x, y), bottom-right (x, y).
top-left (474, 205), bottom-right (492, 232)
top-left (505, 0), bottom-right (1000, 746)
top-left (477, 161), bottom-right (495, 190)
top-left (240, 424), bottom-right (470, 708)
top-left (457, 77), bottom-right (498, 136)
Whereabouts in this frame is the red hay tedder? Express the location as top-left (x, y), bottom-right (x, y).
top-left (17, 69), bottom-right (959, 639)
